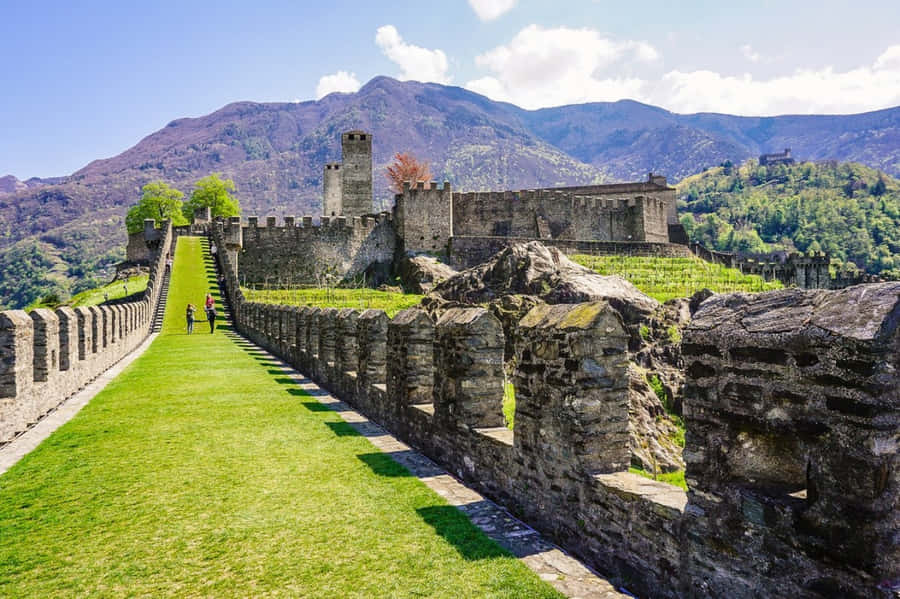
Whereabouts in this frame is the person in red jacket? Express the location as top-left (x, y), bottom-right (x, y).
top-left (204, 293), bottom-right (216, 333)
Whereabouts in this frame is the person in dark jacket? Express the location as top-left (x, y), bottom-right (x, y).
top-left (205, 294), bottom-right (216, 333)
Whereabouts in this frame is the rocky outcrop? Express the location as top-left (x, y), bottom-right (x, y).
top-left (433, 241), bottom-right (659, 321)
top-left (434, 242), bottom-right (686, 472)
top-left (397, 254), bottom-right (458, 294)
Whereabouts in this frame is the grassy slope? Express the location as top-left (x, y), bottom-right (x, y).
top-left (24, 275), bottom-right (149, 311)
top-left (243, 287), bottom-right (425, 318)
top-left (67, 274), bottom-right (149, 307)
top-left (571, 254), bottom-right (782, 302)
top-left (0, 237), bottom-right (559, 598)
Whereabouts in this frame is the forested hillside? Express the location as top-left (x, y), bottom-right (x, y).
top-left (677, 161), bottom-right (900, 278)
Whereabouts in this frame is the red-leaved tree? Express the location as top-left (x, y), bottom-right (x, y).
top-left (386, 152), bottom-right (433, 193)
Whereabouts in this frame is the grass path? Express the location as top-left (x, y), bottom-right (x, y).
top-left (0, 237), bottom-right (560, 598)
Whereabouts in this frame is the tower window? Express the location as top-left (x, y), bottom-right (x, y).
top-left (360, 134), bottom-right (367, 140)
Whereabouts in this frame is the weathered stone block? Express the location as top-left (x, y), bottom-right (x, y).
top-left (357, 309), bottom-right (388, 397)
top-left (434, 307), bottom-right (504, 430)
top-left (514, 302), bottom-right (630, 475)
top-left (387, 308), bottom-right (434, 408)
top-left (683, 283), bottom-right (900, 595)
top-left (0, 310), bottom-right (34, 437)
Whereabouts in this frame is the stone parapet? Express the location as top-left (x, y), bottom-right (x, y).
top-left (0, 221), bottom-right (172, 444)
top-left (222, 258), bottom-right (899, 598)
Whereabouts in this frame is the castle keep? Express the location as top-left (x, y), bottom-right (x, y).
top-left (322, 130), bottom-right (374, 218)
top-left (237, 130), bottom-right (690, 286)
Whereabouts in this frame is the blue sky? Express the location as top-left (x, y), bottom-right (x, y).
top-left (2, 0), bottom-right (899, 179)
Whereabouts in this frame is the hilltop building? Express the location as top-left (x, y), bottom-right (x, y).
top-left (759, 148), bottom-right (795, 166)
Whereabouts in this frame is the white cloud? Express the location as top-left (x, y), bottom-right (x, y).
top-left (468, 0), bottom-right (517, 21)
top-left (464, 25), bottom-right (658, 109)
top-left (315, 71), bottom-right (361, 99)
top-left (658, 57), bottom-right (900, 115)
top-left (874, 44), bottom-right (900, 71)
top-left (465, 26), bottom-right (900, 115)
top-left (740, 44), bottom-right (761, 63)
top-left (375, 25), bottom-right (450, 84)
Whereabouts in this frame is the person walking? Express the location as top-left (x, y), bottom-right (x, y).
top-left (165, 254), bottom-right (173, 274)
top-left (186, 303), bottom-right (196, 334)
top-left (205, 293), bottom-right (216, 334)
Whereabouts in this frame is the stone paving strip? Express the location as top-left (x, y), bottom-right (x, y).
top-left (247, 339), bottom-right (630, 599)
top-left (0, 333), bottom-right (159, 476)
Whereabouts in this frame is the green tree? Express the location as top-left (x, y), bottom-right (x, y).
top-left (126, 181), bottom-right (188, 233)
top-left (183, 173), bottom-right (240, 220)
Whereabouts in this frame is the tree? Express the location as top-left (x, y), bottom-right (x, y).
top-left (126, 181), bottom-right (188, 233)
top-left (385, 152), bottom-right (433, 194)
top-left (183, 173), bottom-right (240, 220)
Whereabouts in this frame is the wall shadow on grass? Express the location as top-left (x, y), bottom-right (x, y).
top-left (358, 450), bottom-right (445, 478)
top-left (300, 400), bottom-right (333, 412)
top-left (326, 420), bottom-right (385, 438)
top-left (415, 504), bottom-right (509, 561)
top-left (357, 452), bottom-right (413, 477)
top-left (325, 421), bottom-right (362, 437)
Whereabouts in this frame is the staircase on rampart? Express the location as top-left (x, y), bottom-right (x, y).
top-left (150, 251), bottom-right (172, 333)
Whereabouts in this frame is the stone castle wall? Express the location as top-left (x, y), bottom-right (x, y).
top-left (449, 190), bottom-right (669, 243)
top-left (211, 223), bottom-right (899, 598)
top-left (125, 231), bottom-right (152, 263)
top-left (0, 221), bottom-right (172, 444)
top-left (238, 214), bottom-right (395, 286)
top-left (392, 181), bottom-right (453, 254)
top-left (388, 173), bottom-right (680, 269)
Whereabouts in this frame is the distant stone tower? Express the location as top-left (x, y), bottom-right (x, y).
top-left (340, 130), bottom-right (373, 216)
top-left (323, 163), bottom-right (342, 217)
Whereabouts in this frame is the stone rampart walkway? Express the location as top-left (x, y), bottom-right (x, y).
top-left (233, 331), bottom-right (627, 599)
top-left (0, 332), bottom-right (158, 476)
top-left (0, 236), bottom-right (620, 597)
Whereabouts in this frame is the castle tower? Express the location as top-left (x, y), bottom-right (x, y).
top-left (340, 130), bottom-right (373, 216)
top-left (323, 163), bottom-right (342, 217)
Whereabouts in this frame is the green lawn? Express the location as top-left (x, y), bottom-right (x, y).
top-left (629, 467), bottom-right (688, 491)
top-left (25, 274), bottom-right (149, 311)
top-left (0, 237), bottom-right (560, 598)
top-left (68, 274), bottom-right (149, 307)
top-left (503, 382), bottom-right (515, 430)
top-left (571, 254), bottom-right (782, 302)
top-left (243, 287), bottom-right (424, 317)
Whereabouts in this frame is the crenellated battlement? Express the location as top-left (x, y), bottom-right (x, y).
top-left (242, 211), bottom-right (392, 237)
top-left (235, 211), bottom-right (396, 286)
top-left (0, 220), bottom-right (172, 445)
top-left (213, 256), bottom-right (900, 598)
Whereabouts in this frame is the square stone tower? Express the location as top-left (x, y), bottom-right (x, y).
top-left (323, 162), bottom-right (342, 217)
top-left (340, 130), bottom-right (373, 216)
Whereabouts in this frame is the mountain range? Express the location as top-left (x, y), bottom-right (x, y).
top-left (1, 75), bottom-right (899, 308)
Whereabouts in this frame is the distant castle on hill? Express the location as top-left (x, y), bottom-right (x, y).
top-left (759, 148), bottom-right (795, 166)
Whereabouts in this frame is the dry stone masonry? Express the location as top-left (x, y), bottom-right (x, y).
top-left (212, 218), bottom-right (900, 597)
top-left (0, 220), bottom-right (172, 444)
